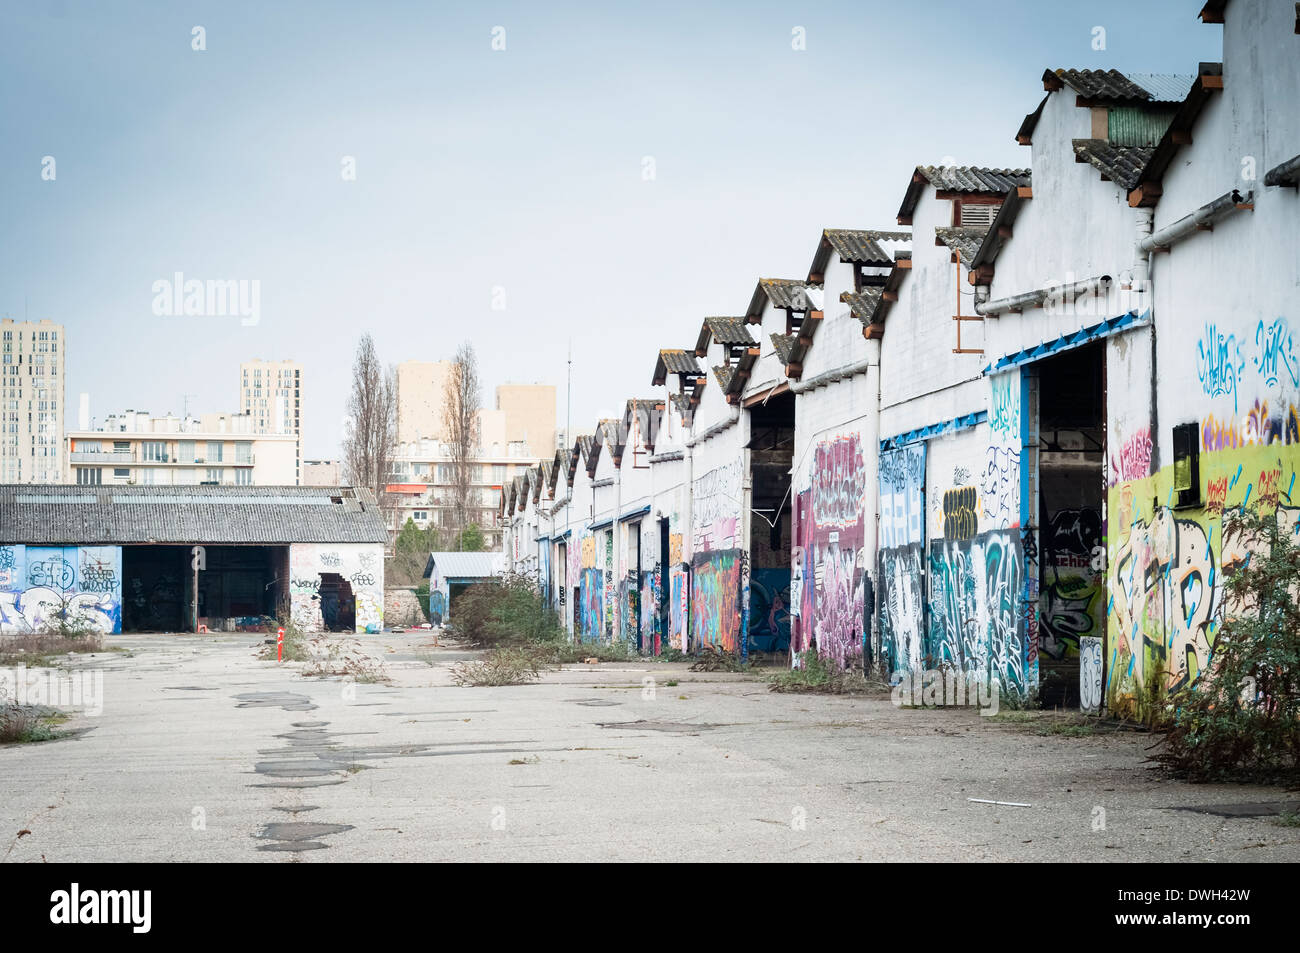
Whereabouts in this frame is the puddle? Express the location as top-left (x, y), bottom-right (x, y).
top-left (566, 698), bottom-right (622, 707)
top-left (272, 805), bottom-right (320, 814)
top-left (256, 821), bottom-right (354, 852)
top-left (164, 686), bottom-right (217, 691)
top-left (1174, 801), bottom-right (1300, 817)
top-left (234, 692), bottom-right (317, 712)
top-left (597, 720), bottom-right (722, 733)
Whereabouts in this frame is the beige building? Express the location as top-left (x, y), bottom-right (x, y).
top-left (395, 360), bottom-right (453, 444)
top-left (65, 408), bottom-right (297, 486)
top-left (302, 459), bottom-right (342, 486)
top-left (495, 384), bottom-right (557, 458)
top-left (1, 318), bottom-right (65, 484)
top-left (240, 359), bottom-right (302, 483)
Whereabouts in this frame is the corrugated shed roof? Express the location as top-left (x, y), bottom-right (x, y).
top-left (823, 229), bottom-right (908, 264)
top-left (935, 226), bottom-right (991, 263)
top-left (699, 316), bottom-right (756, 350)
top-left (712, 364), bottom-right (735, 391)
top-left (427, 551), bottom-right (501, 580)
top-left (841, 288), bottom-right (883, 325)
top-left (1047, 69), bottom-right (1194, 104)
top-left (0, 484), bottom-right (387, 545)
top-left (1071, 139), bottom-right (1155, 191)
top-left (770, 333), bottom-right (797, 365)
top-left (653, 348), bottom-right (704, 385)
top-left (670, 394), bottom-right (693, 417)
top-left (898, 166), bottom-right (1030, 222)
top-left (747, 278), bottom-right (817, 318)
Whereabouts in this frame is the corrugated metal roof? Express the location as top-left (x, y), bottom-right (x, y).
top-left (0, 484), bottom-right (387, 545)
top-left (1120, 73), bottom-right (1196, 103)
top-left (934, 226), bottom-right (990, 263)
top-left (755, 278), bottom-right (816, 312)
top-left (703, 316), bottom-right (755, 346)
top-left (712, 364), bottom-right (735, 391)
top-left (823, 229), bottom-right (908, 264)
top-left (898, 167), bottom-right (1029, 222)
top-left (841, 288), bottom-right (883, 325)
top-left (770, 333), bottom-right (797, 365)
top-left (427, 551), bottom-right (502, 580)
top-left (1072, 139), bottom-right (1155, 191)
top-left (657, 349), bottom-right (702, 375)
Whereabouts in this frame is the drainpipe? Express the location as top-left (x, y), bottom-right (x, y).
top-left (739, 404), bottom-right (752, 662)
top-left (975, 275), bottom-right (1112, 317)
top-left (613, 460), bottom-right (622, 645)
top-left (1138, 189), bottom-right (1250, 254)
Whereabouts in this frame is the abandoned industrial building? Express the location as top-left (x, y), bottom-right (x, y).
top-left (0, 485), bottom-right (387, 635)
top-left (501, 0), bottom-right (1300, 714)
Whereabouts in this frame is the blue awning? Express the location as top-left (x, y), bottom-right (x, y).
top-left (881, 411), bottom-right (987, 452)
top-left (983, 309), bottom-right (1150, 375)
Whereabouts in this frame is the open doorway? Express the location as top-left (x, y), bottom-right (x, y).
top-left (747, 390), bottom-right (794, 657)
top-left (121, 544), bottom-right (287, 632)
top-left (317, 572), bottom-right (356, 632)
top-left (1035, 341), bottom-right (1105, 707)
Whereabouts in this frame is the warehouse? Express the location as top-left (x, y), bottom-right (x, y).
top-left (0, 485), bottom-right (387, 635)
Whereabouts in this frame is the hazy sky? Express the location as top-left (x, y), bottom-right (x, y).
top-left (1, 1), bottom-right (1220, 457)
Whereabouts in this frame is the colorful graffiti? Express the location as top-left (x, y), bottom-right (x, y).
top-left (690, 549), bottom-right (742, 651)
top-left (1039, 508), bottom-right (1103, 660)
top-left (981, 446), bottom-right (1020, 530)
top-left (812, 437), bottom-right (866, 529)
top-left (1108, 438), bottom-right (1300, 701)
top-left (879, 443), bottom-right (926, 549)
top-left (878, 543), bottom-right (925, 676)
top-left (990, 373), bottom-right (1020, 441)
top-left (0, 545), bottom-right (122, 635)
top-left (941, 486), bottom-right (979, 541)
top-left (1079, 635), bottom-right (1103, 714)
top-left (1201, 399), bottom-right (1299, 451)
top-left (670, 570), bottom-right (687, 650)
top-left (579, 568), bottom-right (603, 642)
top-left (747, 568), bottom-right (791, 653)
top-left (289, 543), bottom-right (384, 633)
top-left (928, 531), bottom-right (1027, 689)
top-left (692, 461), bottom-right (742, 552)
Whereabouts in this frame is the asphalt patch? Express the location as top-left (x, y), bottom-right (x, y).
top-left (1174, 800), bottom-right (1300, 818)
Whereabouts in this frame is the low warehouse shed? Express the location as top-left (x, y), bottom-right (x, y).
top-left (0, 485), bottom-right (388, 635)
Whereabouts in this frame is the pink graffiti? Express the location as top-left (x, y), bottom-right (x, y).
top-left (812, 436), bottom-right (866, 530)
top-left (1109, 429), bottom-right (1152, 486)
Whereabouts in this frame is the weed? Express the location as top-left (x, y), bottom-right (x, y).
top-left (0, 706), bottom-right (62, 744)
top-left (767, 651), bottom-right (875, 694)
top-left (1275, 811), bottom-right (1300, 828)
top-left (0, 630), bottom-right (105, 667)
top-left (450, 645), bottom-right (548, 687)
top-left (689, 645), bottom-right (747, 672)
top-left (300, 636), bottom-right (391, 684)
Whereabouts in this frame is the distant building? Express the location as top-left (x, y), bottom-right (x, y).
top-left (65, 404), bottom-right (297, 486)
top-left (240, 359), bottom-right (302, 483)
top-left (1, 318), bottom-right (65, 484)
top-left (386, 375), bottom-right (558, 550)
top-left (0, 485), bottom-right (387, 634)
top-left (395, 360), bottom-right (454, 445)
top-left (302, 459), bottom-right (342, 486)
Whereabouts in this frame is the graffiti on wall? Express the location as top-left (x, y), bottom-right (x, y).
top-left (990, 373), bottom-right (1020, 441)
top-left (289, 544), bottom-right (384, 633)
top-left (1079, 635), bottom-right (1103, 714)
top-left (879, 444), bottom-right (925, 549)
top-left (878, 543), bottom-right (924, 676)
top-left (1109, 429), bottom-right (1153, 486)
top-left (670, 570), bottom-right (687, 650)
top-left (1040, 508), bottom-right (1103, 660)
top-left (0, 545), bottom-right (122, 635)
top-left (748, 569), bottom-right (790, 653)
top-left (692, 462), bottom-right (742, 552)
top-left (942, 486), bottom-right (979, 541)
top-left (579, 568), bottom-right (603, 642)
top-left (812, 437), bottom-right (866, 529)
top-left (1253, 317), bottom-right (1299, 390)
top-left (1196, 323), bottom-right (1246, 412)
top-left (690, 549), bottom-right (742, 651)
top-left (1201, 399), bottom-right (1300, 451)
top-left (928, 531), bottom-right (1027, 690)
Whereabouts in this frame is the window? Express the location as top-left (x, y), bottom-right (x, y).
top-left (75, 467), bottom-right (102, 485)
top-left (178, 440), bottom-right (195, 463)
top-left (235, 441), bottom-right (252, 464)
top-left (113, 467), bottom-right (130, 481)
top-left (142, 441), bottom-right (167, 462)
top-left (207, 441), bottom-right (223, 462)
top-left (235, 468), bottom-right (252, 485)
top-left (206, 468), bottom-right (223, 484)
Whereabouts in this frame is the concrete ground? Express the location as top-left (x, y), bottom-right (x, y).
top-left (1, 630), bottom-right (1297, 862)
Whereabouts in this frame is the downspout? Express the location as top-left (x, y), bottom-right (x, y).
top-left (1138, 189), bottom-right (1250, 255)
top-left (739, 404), bottom-right (752, 662)
top-left (613, 458), bottom-right (622, 645)
top-left (975, 275), bottom-right (1112, 317)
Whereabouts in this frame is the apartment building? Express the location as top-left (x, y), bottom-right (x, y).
top-left (0, 318), bottom-right (65, 484)
top-left (65, 408), bottom-right (297, 486)
top-left (240, 359), bottom-right (302, 483)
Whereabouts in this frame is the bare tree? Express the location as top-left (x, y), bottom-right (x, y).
top-left (343, 334), bottom-right (396, 517)
top-left (442, 341), bottom-right (481, 550)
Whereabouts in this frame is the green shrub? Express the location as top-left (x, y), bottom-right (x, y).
top-left (450, 644), bottom-right (549, 686)
top-left (452, 574), bottom-right (565, 647)
top-left (1155, 507), bottom-right (1300, 784)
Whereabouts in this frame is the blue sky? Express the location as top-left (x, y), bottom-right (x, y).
top-left (0, 1), bottom-right (1221, 457)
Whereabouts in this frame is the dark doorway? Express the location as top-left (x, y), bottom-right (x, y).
top-left (1036, 342), bottom-right (1105, 708)
top-left (121, 544), bottom-right (286, 632)
top-left (318, 572), bottom-right (356, 632)
top-left (747, 390), bottom-right (795, 657)
top-left (658, 517), bottom-right (670, 647)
